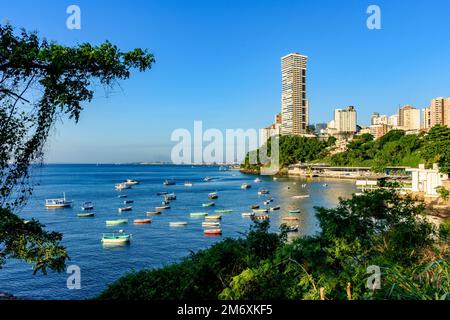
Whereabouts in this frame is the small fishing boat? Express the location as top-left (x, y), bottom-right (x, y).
top-left (241, 212), bottom-right (255, 217)
top-left (77, 212), bottom-right (95, 217)
top-left (282, 216), bottom-right (299, 221)
top-left (156, 191), bottom-right (169, 196)
top-left (155, 205), bottom-right (170, 210)
top-left (118, 206), bottom-right (132, 212)
top-left (147, 211), bottom-right (161, 216)
top-left (214, 209), bottom-right (232, 214)
top-left (45, 193), bottom-right (72, 208)
top-left (204, 229), bottom-right (222, 235)
top-left (289, 209), bottom-right (301, 214)
top-left (270, 206), bottom-right (281, 211)
top-left (203, 177), bottom-right (213, 182)
top-left (202, 202), bottom-right (215, 207)
top-left (292, 195), bottom-right (310, 199)
top-left (133, 218), bottom-right (151, 224)
top-left (125, 179), bottom-right (139, 185)
top-left (252, 214), bottom-right (269, 220)
top-left (164, 193), bottom-right (176, 201)
top-left (117, 194), bottom-right (128, 198)
top-left (123, 200), bottom-right (134, 204)
top-left (287, 225), bottom-right (299, 232)
top-left (251, 205), bottom-right (260, 209)
top-left (253, 208), bottom-right (268, 213)
top-left (106, 219), bottom-right (128, 226)
top-left (208, 192), bottom-right (218, 199)
top-left (163, 179), bottom-right (176, 186)
top-left (81, 201), bottom-right (94, 210)
top-left (263, 200), bottom-right (270, 205)
top-left (205, 215), bottom-right (222, 220)
top-left (241, 183), bottom-right (251, 189)
top-left (115, 182), bottom-right (131, 191)
top-left (254, 178), bottom-right (261, 183)
top-left (170, 221), bottom-right (188, 227)
top-left (268, 197), bottom-right (274, 202)
top-left (101, 232), bottom-right (131, 245)
top-left (273, 177), bottom-right (278, 181)
top-left (161, 200), bottom-right (170, 205)
top-left (190, 212), bottom-right (208, 217)
top-left (202, 222), bottom-right (220, 228)
top-left (258, 188), bottom-right (270, 195)
top-left (184, 182), bottom-right (193, 187)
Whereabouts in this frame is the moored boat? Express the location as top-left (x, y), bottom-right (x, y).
top-left (205, 215), bottom-right (222, 220)
top-left (292, 195), bottom-right (310, 199)
top-left (147, 211), bottom-right (161, 216)
top-left (155, 205), bottom-right (170, 210)
top-left (208, 192), bottom-right (218, 199)
top-left (251, 205), bottom-right (260, 209)
top-left (115, 182), bottom-right (131, 191)
top-left (204, 229), bottom-right (222, 235)
top-left (45, 193), bottom-right (72, 208)
top-left (156, 191), bottom-right (169, 196)
top-left (81, 201), bottom-right (94, 210)
top-left (281, 216), bottom-right (299, 221)
top-left (202, 222), bottom-right (220, 228)
top-left (258, 188), bottom-right (270, 195)
top-left (123, 200), bottom-right (134, 204)
top-left (170, 221), bottom-right (188, 227)
top-left (77, 212), bottom-right (95, 217)
top-left (270, 205), bottom-right (281, 211)
top-left (190, 212), bottom-right (208, 217)
top-left (254, 178), bottom-right (261, 183)
top-left (164, 193), bottom-right (176, 201)
top-left (253, 208), bottom-right (268, 213)
top-left (118, 206), bottom-right (133, 212)
top-left (133, 218), bottom-right (151, 224)
top-left (252, 214), bottom-right (269, 220)
top-left (117, 194), bottom-right (128, 198)
top-left (106, 219), bottom-right (128, 226)
top-left (289, 209), bottom-right (301, 214)
top-left (125, 179), bottom-right (139, 185)
top-left (163, 179), bottom-right (176, 186)
top-left (184, 182), bottom-right (193, 187)
top-left (101, 232), bottom-right (131, 245)
top-left (202, 202), bottom-right (215, 207)
top-left (214, 209), bottom-right (232, 214)
top-left (161, 200), bottom-right (170, 205)
top-left (241, 183), bottom-right (251, 189)
top-left (241, 212), bottom-right (255, 217)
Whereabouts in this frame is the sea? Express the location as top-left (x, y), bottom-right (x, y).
top-left (0, 164), bottom-right (358, 300)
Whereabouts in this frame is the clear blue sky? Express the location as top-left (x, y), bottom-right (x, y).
top-left (2, 0), bottom-right (450, 163)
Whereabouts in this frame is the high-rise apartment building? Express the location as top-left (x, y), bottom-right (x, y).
top-left (398, 105), bottom-right (420, 130)
top-left (429, 97), bottom-right (450, 127)
top-left (422, 107), bottom-right (431, 130)
top-left (334, 106), bottom-right (357, 133)
top-left (280, 53), bottom-right (308, 135)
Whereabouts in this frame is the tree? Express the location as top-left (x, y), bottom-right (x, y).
top-left (0, 24), bottom-right (154, 273)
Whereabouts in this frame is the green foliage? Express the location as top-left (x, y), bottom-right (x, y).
top-left (99, 189), bottom-right (447, 300)
top-left (436, 186), bottom-right (449, 201)
top-left (0, 24), bottom-right (154, 273)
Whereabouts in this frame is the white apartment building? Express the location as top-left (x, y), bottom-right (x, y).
top-left (398, 105), bottom-right (420, 130)
top-left (333, 106), bottom-right (357, 133)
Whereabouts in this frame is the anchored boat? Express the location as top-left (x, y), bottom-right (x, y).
top-left (163, 179), bottom-right (176, 186)
top-left (106, 219), bottom-right (128, 226)
top-left (253, 208), bottom-right (268, 213)
top-left (125, 179), bottom-right (139, 186)
top-left (241, 183), bottom-right (251, 189)
top-left (258, 188), bottom-right (270, 195)
top-left (202, 202), bottom-right (215, 207)
top-left (77, 212), bottom-right (95, 217)
top-left (190, 212), bottom-right (208, 217)
top-left (118, 206), bottom-right (133, 212)
top-left (202, 222), bottom-right (220, 228)
top-left (155, 205), bottom-right (170, 210)
top-left (169, 221), bottom-right (188, 227)
top-left (147, 211), bottom-right (161, 216)
top-left (252, 215), bottom-right (269, 220)
top-left (214, 209), bottom-right (232, 214)
top-left (45, 193), bottom-right (72, 208)
top-left (184, 182), bottom-right (193, 187)
top-left (101, 232), bottom-right (131, 245)
top-left (292, 195), bottom-right (310, 199)
top-left (115, 182), bottom-right (131, 191)
top-left (289, 209), bottom-right (301, 214)
top-left (241, 212), bottom-right (255, 217)
top-left (123, 200), bottom-right (134, 204)
top-left (81, 201), bottom-right (94, 210)
top-left (164, 193), bottom-right (176, 201)
top-left (208, 192), bottom-right (218, 199)
top-left (270, 206), bottom-right (281, 211)
top-left (133, 218), bottom-right (151, 224)
top-left (204, 229), bottom-right (222, 235)
top-left (205, 215), bottom-right (222, 220)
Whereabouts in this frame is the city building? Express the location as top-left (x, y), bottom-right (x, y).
top-left (429, 97), bottom-right (450, 128)
top-left (388, 114), bottom-right (399, 127)
top-left (422, 107), bottom-right (431, 130)
top-left (406, 164), bottom-right (449, 197)
top-left (370, 124), bottom-right (389, 140)
top-left (280, 53), bottom-right (308, 135)
top-left (333, 106), bottom-right (357, 133)
top-left (371, 113), bottom-right (388, 125)
top-left (398, 105), bottom-right (420, 130)
top-left (259, 114), bottom-right (282, 147)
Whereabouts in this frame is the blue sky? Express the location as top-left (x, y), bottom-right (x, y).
top-left (2, 0), bottom-right (450, 163)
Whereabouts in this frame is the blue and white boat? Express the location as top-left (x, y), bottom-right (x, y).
top-left (163, 179), bottom-right (176, 186)
top-left (81, 201), bottom-right (94, 210)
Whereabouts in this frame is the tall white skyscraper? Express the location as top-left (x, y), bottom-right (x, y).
top-left (280, 53), bottom-right (308, 135)
top-left (334, 106), bottom-right (357, 133)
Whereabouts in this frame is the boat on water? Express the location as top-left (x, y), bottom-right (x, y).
top-left (204, 229), bottom-right (222, 235)
top-left (292, 195), bottom-right (310, 199)
top-left (147, 211), bottom-right (161, 216)
top-left (106, 219), bottom-right (128, 226)
top-left (253, 208), bottom-right (268, 213)
top-left (241, 183), bottom-right (251, 189)
top-left (45, 193), bottom-right (72, 208)
top-left (156, 191), bottom-right (169, 196)
top-left (133, 218), bottom-right (151, 224)
top-left (282, 216), bottom-right (299, 221)
top-left (323, 184), bottom-right (328, 187)
top-left (251, 205), bottom-right (260, 209)
top-left (125, 179), bottom-right (139, 186)
top-left (258, 188), bottom-right (270, 195)
top-left (208, 192), bottom-right (218, 199)
top-left (252, 214), bottom-right (269, 221)
top-left (270, 206), bottom-right (281, 211)
top-left (190, 212), bottom-right (208, 217)
top-left (254, 178), bottom-right (261, 183)
top-left (117, 194), bottom-right (128, 198)
top-left (77, 212), bottom-right (95, 217)
top-left (81, 201), bottom-right (94, 210)
top-left (202, 202), bottom-right (215, 207)
top-left (115, 182), bottom-right (131, 191)
top-left (164, 193), bottom-right (176, 201)
top-left (184, 182), bottom-right (193, 187)
top-left (202, 222), bottom-right (220, 228)
top-left (161, 200), bottom-right (170, 205)
top-left (205, 215), bottom-right (222, 220)
top-left (263, 200), bottom-right (270, 205)
top-left (118, 206), bottom-right (132, 212)
top-left (289, 209), bottom-right (301, 214)
top-left (273, 177), bottom-right (278, 181)
top-left (123, 200), bottom-right (134, 204)
top-left (101, 232), bottom-right (131, 245)
top-left (170, 221), bottom-right (188, 227)
top-left (163, 179), bottom-right (176, 186)
top-left (286, 225), bottom-right (299, 232)
top-left (155, 205), bottom-right (170, 210)
top-left (214, 209), bottom-right (232, 214)
top-left (241, 212), bottom-right (255, 217)
top-left (203, 177), bottom-right (213, 182)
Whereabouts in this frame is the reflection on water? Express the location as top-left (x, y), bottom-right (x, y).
top-left (0, 165), bottom-right (357, 299)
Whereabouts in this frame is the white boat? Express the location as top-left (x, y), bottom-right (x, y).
top-left (115, 182), bottom-right (131, 191)
top-left (125, 179), bottom-right (139, 185)
top-left (81, 201), bottom-right (94, 210)
top-left (169, 221), bottom-right (188, 227)
top-left (241, 212), bottom-right (255, 217)
top-left (273, 177), bottom-right (278, 181)
top-left (254, 178), bottom-right (261, 183)
top-left (292, 195), bottom-right (310, 199)
top-left (202, 222), bottom-right (220, 228)
top-left (241, 183), bottom-right (251, 189)
top-left (101, 232), bottom-right (131, 245)
top-left (258, 188), bottom-right (270, 195)
top-left (45, 193), bottom-right (72, 208)
top-left (203, 177), bottom-right (213, 182)
top-left (184, 182), bottom-right (193, 187)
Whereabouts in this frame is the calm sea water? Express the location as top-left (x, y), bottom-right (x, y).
top-left (0, 164), bottom-right (357, 300)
